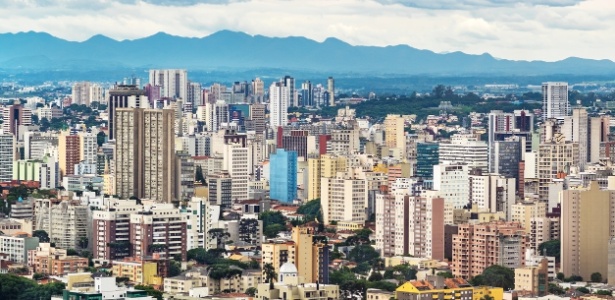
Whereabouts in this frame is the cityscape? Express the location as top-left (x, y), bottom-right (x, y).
top-left (2, 1), bottom-right (615, 300)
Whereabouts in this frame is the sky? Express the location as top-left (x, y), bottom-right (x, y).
top-left (0, 0), bottom-right (613, 62)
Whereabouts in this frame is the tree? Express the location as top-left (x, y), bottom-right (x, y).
top-left (344, 229), bottom-right (372, 246)
top-left (549, 283), bottom-right (565, 295)
top-left (263, 263), bottom-right (277, 289)
top-left (263, 223), bottom-right (285, 238)
top-left (595, 290), bottom-right (612, 296)
top-left (591, 272), bottom-right (603, 283)
top-left (478, 265), bottom-right (515, 290)
top-left (538, 240), bottom-right (560, 262)
top-left (437, 271), bottom-right (454, 278)
top-left (245, 287), bottom-right (257, 296)
top-left (208, 228), bottom-right (231, 249)
top-left (195, 165), bottom-right (206, 184)
top-left (169, 260), bottom-right (182, 277)
top-left (576, 287), bottom-right (590, 294)
top-left (433, 85), bottom-right (446, 99)
top-left (297, 199), bottom-right (322, 222)
top-left (567, 275), bottom-right (583, 282)
top-left (32, 230), bottom-right (50, 243)
top-left (134, 285), bottom-right (163, 300)
top-left (347, 245), bottom-right (380, 265)
top-left (368, 272), bottom-right (383, 282)
top-left (32, 273), bottom-right (46, 281)
top-left (78, 236), bottom-right (88, 249)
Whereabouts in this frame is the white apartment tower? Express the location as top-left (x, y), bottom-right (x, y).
top-left (0, 134), bottom-right (15, 182)
top-left (542, 82), bottom-right (569, 119)
top-left (269, 81), bottom-right (289, 128)
top-left (149, 69), bottom-right (188, 101)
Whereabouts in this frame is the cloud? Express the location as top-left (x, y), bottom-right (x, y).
top-left (0, 0), bottom-right (612, 62)
top-left (376, 0), bottom-right (585, 9)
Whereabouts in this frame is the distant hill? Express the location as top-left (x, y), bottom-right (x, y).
top-left (1, 30), bottom-right (614, 75)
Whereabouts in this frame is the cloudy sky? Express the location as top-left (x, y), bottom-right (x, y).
top-left (0, 0), bottom-right (612, 61)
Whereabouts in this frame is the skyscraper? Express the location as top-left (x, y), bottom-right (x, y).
top-left (283, 75), bottom-right (296, 107)
top-left (327, 77), bottom-right (335, 106)
top-left (269, 81), bottom-right (289, 128)
top-left (2, 102), bottom-right (32, 137)
top-left (0, 134), bottom-right (15, 182)
top-left (270, 149), bottom-right (298, 203)
top-left (300, 81), bottom-right (313, 107)
top-left (71, 82), bottom-right (104, 106)
top-left (542, 82), bottom-right (569, 119)
top-left (561, 182), bottom-right (615, 280)
top-left (107, 85), bottom-right (148, 140)
top-left (252, 78), bottom-right (265, 103)
top-left (148, 69), bottom-right (188, 101)
top-left (416, 142), bottom-right (439, 179)
top-left (115, 108), bottom-right (175, 202)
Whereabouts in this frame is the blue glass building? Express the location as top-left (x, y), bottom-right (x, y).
top-left (270, 149), bottom-right (298, 203)
top-left (416, 142), bottom-right (439, 179)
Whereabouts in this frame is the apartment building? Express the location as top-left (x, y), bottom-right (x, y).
top-left (29, 243), bottom-right (88, 276)
top-left (0, 233), bottom-right (39, 264)
top-left (130, 203), bottom-right (187, 261)
top-left (320, 169), bottom-right (367, 224)
top-left (452, 221), bottom-right (526, 278)
top-left (92, 199), bottom-right (142, 263)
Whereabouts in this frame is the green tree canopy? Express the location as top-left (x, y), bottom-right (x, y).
top-left (473, 265), bottom-right (515, 290)
top-left (538, 240), bottom-right (560, 262)
top-left (591, 272), bottom-right (603, 283)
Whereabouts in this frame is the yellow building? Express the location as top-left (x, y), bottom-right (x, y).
top-left (65, 273), bottom-right (95, 291)
top-left (384, 114), bottom-right (406, 156)
top-left (307, 154), bottom-right (347, 201)
top-left (336, 221), bottom-right (364, 231)
top-left (367, 288), bottom-right (395, 300)
top-left (112, 259), bottom-right (160, 285)
top-left (262, 227), bottom-right (328, 284)
top-left (511, 201), bottom-right (546, 234)
top-left (514, 258), bottom-right (548, 296)
top-left (561, 181), bottom-right (614, 280)
top-left (396, 276), bottom-right (503, 300)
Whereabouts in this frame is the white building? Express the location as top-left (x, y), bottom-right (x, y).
top-left (468, 173), bottom-right (516, 219)
top-left (269, 81), bottom-right (289, 128)
top-left (149, 69), bottom-right (188, 101)
top-left (223, 142), bottom-right (250, 202)
top-left (37, 105), bottom-right (63, 120)
top-left (439, 134), bottom-right (488, 172)
top-left (72, 82), bottom-right (104, 106)
top-left (320, 169), bottom-right (367, 224)
top-left (0, 134), bottom-right (15, 182)
top-left (0, 233), bottom-right (39, 264)
top-left (433, 164), bottom-right (469, 209)
top-left (542, 82), bottom-right (569, 119)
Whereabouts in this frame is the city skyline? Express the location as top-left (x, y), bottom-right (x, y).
top-left (0, 0), bottom-right (612, 62)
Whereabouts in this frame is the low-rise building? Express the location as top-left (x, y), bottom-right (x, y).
top-left (29, 243), bottom-right (88, 275)
top-left (514, 258), bottom-right (549, 296)
top-left (112, 257), bottom-right (161, 285)
top-left (57, 276), bottom-right (155, 300)
top-left (0, 232), bottom-right (39, 264)
top-left (396, 276), bottom-right (504, 300)
top-left (256, 262), bottom-right (340, 300)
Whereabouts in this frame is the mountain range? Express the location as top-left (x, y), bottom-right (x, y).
top-left (1, 30), bottom-right (614, 76)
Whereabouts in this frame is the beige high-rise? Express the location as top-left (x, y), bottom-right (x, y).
top-left (561, 181), bottom-right (615, 280)
top-left (115, 108), bottom-right (175, 202)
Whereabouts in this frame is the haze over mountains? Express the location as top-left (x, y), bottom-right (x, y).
top-left (1, 30), bottom-right (615, 76)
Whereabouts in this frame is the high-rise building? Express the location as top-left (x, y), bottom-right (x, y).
top-left (433, 164), bottom-right (469, 209)
top-left (252, 78), bottom-right (265, 103)
top-left (223, 141), bottom-right (250, 202)
top-left (300, 81), bottom-right (313, 107)
top-left (542, 82), bottom-right (569, 119)
top-left (329, 122), bottom-right (360, 156)
top-left (393, 191), bottom-right (445, 259)
top-left (270, 149), bottom-right (298, 203)
top-left (452, 221), bottom-right (526, 278)
top-left (35, 199), bottom-right (88, 250)
top-left (92, 199), bottom-right (141, 263)
top-left (148, 69), bottom-right (188, 101)
top-left (0, 134), bottom-right (15, 182)
top-left (561, 182), bottom-right (615, 280)
top-left (439, 134), bottom-right (488, 172)
top-left (384, 114), bottom-right (406, 156)
top-left (248, 103), bottom-right (266, 134)
top-left (115, 108), bottom-right (175, 202)
top-left (13, 156), bottom-right (58, 189)
top-left (280, 130), bottom-right (316, 161)
top-left (537, 133), bottom-right (579, 201)
top-left (327, 77), bottom-right (335, 106)
top-left (490, 137), bottom-right (523, 180)
top-left (321, 169), bottom-right (367, 224)
top-left (58, 131), bottom-right (80, 178)
top-left (468, 173), bottom-right (516, 218)
top-left (130, 203), bottom-right (187, 261)
top-left (202, 100), bottom-right (229, 132)
top-left (79, 132), bottom-right (98, 164)
top-left (208, 171), bottom-right (232, 207)
top-left (487, 110), bottom-right (533, 170)
top-left (561, 108), bottom-right (588, 169)
top-left (2, 102), bottom-right (32, 137)
top-left (269, 81), bottom-right (289, 128)
top-left (511, 201), bottom-right (547, 236)
top-left (416, 142), bottom-right (439, 179)
top-left (589, 115), bottom-right (610, 163)
top-left (107, 85), bottom-right (148, 140)
top-left (282, 76), bottom-right (296, 107)
top-left (72, 82), bottom-right (104, 106)
top-left (187, 81), bottom-right (202, 105)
